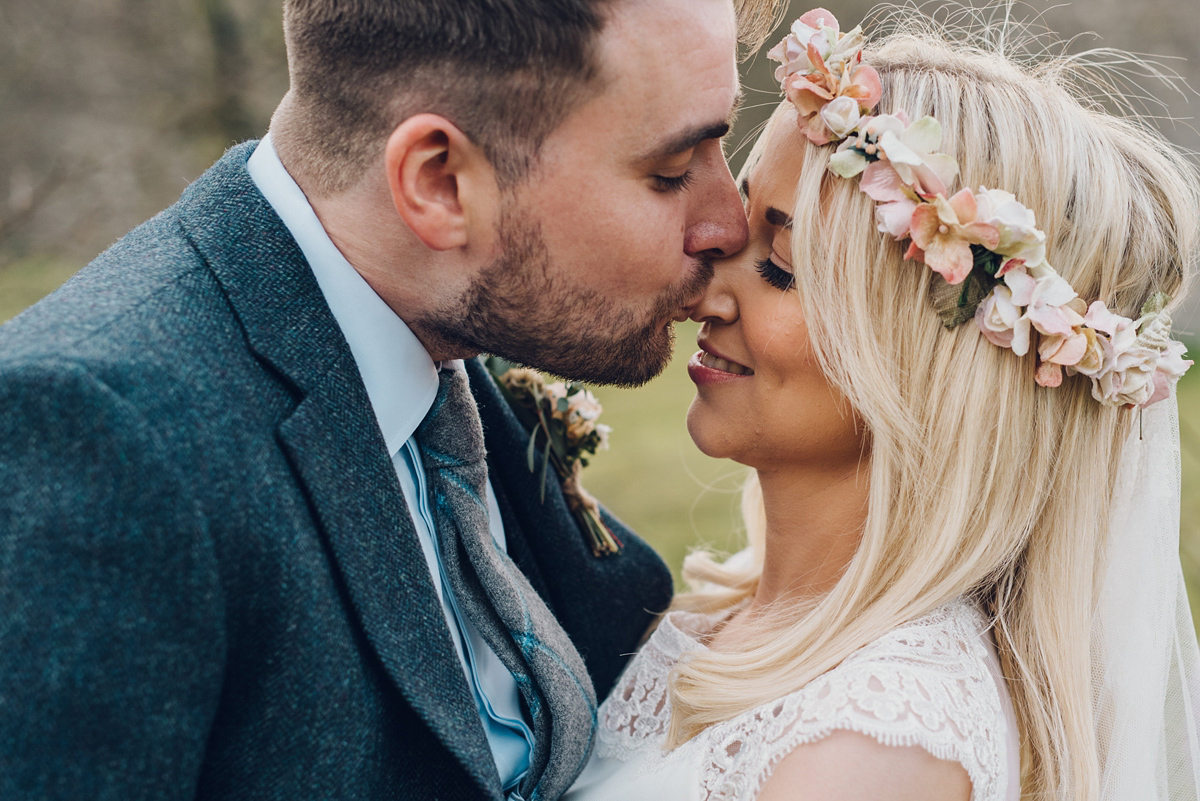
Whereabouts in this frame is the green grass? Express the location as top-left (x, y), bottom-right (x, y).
top-left (1180, 368), bottom-right (1200, 626)
top-left (4, 258), bottom-right (1199, 620)
top-left (0, 258), bottom-right (81, 322)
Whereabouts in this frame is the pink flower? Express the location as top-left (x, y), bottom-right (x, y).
top-left (1035, 360), bottom-right (1064, 388)
top-left (1002, 267), bottom-right (1082, 356)
top-left (785, 54), bottom-right (882, 145)
top-left (1068, 302), bottom-right (1164, 406)
top-left (1090, 347), bottom-right (1158, 407)
top-left (1080, 301), bottom-right (1137, 358)
top-left (1072, 328), bottom-right (1107, 375)
top-left (769, 10), bottom-right (881, 145)
top-left (768, 9), bottom-right (841, 83)
top-left (908, 189), bottom-right (1000, 284)
top-left (875, 198), bottom-right (919, 238)
top-left (1037, 327), bottom-right (1089, 367)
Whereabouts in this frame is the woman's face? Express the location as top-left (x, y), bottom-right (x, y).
top-left (686, 114), bottom-right (866, 471)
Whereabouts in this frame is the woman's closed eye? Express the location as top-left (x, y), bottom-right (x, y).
top-left (755, 256), bottom-right (795, 291)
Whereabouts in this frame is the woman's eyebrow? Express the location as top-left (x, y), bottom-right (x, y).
top-left (765, 207), bottom-right (793, 229)
top-left (742, 179), bottom-right (793, 228)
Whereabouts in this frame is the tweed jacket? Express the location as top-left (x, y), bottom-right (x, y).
top-left (0, 142), bottom-right (673, 801)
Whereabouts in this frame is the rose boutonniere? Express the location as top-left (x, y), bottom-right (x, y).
top-left (485, 356), bottom-right (622, 557)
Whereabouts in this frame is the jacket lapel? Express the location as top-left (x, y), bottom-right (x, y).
top-left (174, 143), bottom-right (501, 797)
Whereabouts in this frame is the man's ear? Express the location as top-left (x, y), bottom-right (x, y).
top-left (385, 114), bottom-right (498, 251)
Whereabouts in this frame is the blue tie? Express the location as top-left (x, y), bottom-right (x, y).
top-left (416, 363), bottom-right (597, 801)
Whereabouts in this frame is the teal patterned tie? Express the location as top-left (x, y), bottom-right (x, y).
top-left (416, 362), bottom-right (597, 801)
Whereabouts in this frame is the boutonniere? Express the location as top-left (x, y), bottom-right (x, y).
top-left (485, 356), bottom-right (622, 557)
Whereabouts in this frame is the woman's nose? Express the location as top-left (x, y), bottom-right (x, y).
top-left (689, 254), bottom-right (739, 325)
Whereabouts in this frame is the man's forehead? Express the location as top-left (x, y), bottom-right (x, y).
top-left (591, 0), bottom-right (740, 145)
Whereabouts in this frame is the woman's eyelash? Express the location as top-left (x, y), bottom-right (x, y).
top-left (652, 170), bottom-right (695, 193)
top-left (755, 256), bottom-right (795, 291)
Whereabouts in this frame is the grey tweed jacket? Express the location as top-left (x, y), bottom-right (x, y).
top-left (0, 142), bottom-right (673, 801)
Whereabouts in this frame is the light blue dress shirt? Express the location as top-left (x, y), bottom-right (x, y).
top-left (248, 136), bottom-right (533, 794)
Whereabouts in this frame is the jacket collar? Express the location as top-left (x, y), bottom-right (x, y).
top-left (245, 136), bottom-right (438, 456)
top-left (174, 143), bottom-right (503, 798)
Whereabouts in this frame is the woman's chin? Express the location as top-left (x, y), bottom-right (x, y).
top-left (686, 397), bottom-right (742, 461)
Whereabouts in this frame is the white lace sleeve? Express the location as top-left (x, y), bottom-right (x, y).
top-left (697, 602), bottom-right (1009, 801)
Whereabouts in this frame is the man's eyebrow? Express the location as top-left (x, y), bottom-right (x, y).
top-left (766, 207), bottom-right (793, 229)
top-left (638, 121), bottom-right (732, 162)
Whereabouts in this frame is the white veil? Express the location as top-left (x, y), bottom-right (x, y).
top-left (1094, 390), bottom-right (1200, 799)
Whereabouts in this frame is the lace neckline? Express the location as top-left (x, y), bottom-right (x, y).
top-left (596, 599), bottom-right (1010, 801)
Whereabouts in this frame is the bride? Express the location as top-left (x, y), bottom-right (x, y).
top-left (567, 8), bottom-right (1200, 801)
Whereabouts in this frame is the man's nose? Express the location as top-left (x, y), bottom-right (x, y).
top-left (684, 149), bottom-right (749, 260)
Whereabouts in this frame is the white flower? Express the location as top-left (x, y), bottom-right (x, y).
top-left (972, 187), bottom-right (1048, 269)
top-left (1091, 348), bottom-right (1158, 406)
top-left (1079, 301), bottom-right (1138, 366)
top-left (874, 197), bottom-right (918, 238)
top-left (823, 25), bottom-right (866, 78)
top-left (768, 10), bottom-right (841, 83)
top-left (595, 423), bottom-right (612, 451)
top-left (828, 147), bottom-right (868, 178)
top-left (563, 388), bottom-right (608, 445)
top-left (1157, 337), bottom-right (1192, 380)
top-left (874, 116), bottom-right (960, 198)
top-left (1071, 302), bottom-right (1161, 405)
top-left (1001, 267), bottom-right (1081, 357)
top-left (974, 286), bottom-right (1021, 349)
top-left (544, 381), bottom-right (569, 406)
top-left (820, 96), bottom-right (862, 140)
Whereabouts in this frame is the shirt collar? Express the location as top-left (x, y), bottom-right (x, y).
top-left (247, 134), bottom-right (439, 456)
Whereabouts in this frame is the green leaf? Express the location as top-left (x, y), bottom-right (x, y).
top-left (526, 427), bottom-right (539, 473)
top-left (538, 436), bottom-right (552, 503)
top-left (1141, 292), bottom-right (1171, 317)
top-left (930, 268), bottom-right (994, 329)
top-left (971, 245), bottom-right (1004, 278)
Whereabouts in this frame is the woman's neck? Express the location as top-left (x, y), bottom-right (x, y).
top-left (750, 460), bottom-right (869, 609)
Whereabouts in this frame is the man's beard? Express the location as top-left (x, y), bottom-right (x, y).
top-left (418, 203), bottom-right (714, 387)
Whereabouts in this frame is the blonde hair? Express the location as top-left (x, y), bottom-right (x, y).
top-left (667, 11), bottom-right (1200, 801)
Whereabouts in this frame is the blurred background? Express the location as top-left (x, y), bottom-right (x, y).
top-left (1, 0), bottom-right (1198, 619)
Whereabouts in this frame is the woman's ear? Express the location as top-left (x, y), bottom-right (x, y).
top-left (385, 114), bottom-right (499, 251)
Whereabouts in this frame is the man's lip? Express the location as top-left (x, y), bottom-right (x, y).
top-left (672, 291), bottom-right (707, 322)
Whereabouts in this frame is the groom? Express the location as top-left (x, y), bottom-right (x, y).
top-left (0, 0), bottom-right (776, 799)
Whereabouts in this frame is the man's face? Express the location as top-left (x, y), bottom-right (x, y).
top-left (429, 0), bottom-right (747, 386)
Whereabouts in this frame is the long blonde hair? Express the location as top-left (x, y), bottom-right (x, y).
top-left (668, 12), bottom-right (1200, 800)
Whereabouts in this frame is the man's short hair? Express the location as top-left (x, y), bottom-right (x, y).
top-left (276, 0), bottom-right (785, 196)
top-left (277, 0), bottom-right (617, 195)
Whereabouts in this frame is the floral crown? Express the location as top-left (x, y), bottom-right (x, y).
top-left (767, 8), bottom-right (1192, 408)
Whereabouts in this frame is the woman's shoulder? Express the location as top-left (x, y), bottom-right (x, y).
top-left (698, 598), bottom-right (1009, 801)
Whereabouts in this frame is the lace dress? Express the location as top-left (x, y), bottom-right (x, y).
top-left (565, 598), bottom-right (1020, 801)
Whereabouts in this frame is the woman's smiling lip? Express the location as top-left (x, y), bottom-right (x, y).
top-left (687, 341), bottom-right (755, 385)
